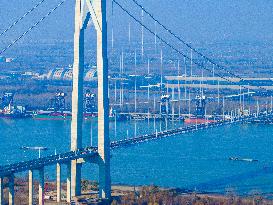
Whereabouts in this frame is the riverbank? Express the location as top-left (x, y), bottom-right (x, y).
top-left (110, 185), bottom-right (273, 205)
top-left (2, 178), bottom-right (273, 204)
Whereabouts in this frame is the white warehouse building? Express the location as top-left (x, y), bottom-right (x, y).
top-left (46, 67), bottom-right (97, 81)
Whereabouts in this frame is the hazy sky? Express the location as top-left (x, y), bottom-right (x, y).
top-left (0, 0), bottom-right (272, 44)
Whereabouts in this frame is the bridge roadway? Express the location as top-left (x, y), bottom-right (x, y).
top-left (0, 149), bottom-right (98, 177)
top-left (109, 115), bottom-right (260, 149)
top-left (0, 114), bottom-right (267, 176)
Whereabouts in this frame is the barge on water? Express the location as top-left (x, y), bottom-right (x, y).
top-left (184, 94), bottom-right (216, 124)
top-left (33, 90), bottom-right (121, 121)
top-left (246, 113), bottom-right (273, 124)
top-left (0, 92), bottom-right (30, 118)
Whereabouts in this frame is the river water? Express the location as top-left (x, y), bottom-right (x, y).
top-left (0, 118), bottom-right (273, 196)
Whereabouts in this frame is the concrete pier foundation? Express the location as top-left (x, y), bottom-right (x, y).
top-left (71, 161), bottom-right (82, 197)
top-left (56, 163), bottom-right (61, 202)
top-left (29, 170), bottom-right (33, 205)
top-left (39, 168), bottom-right (44, 205)
top-left (66, 163), bottom-right (71, 203)
top-left (8, 174), bottom-right (14, 205)
top-left (0, 177), bottom-right (3, 205)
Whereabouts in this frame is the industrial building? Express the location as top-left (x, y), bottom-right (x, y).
top-left (46, 66), bottom-right (97, 81)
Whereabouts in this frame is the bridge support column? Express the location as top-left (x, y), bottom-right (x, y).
top-left (66, 163), bottom-right (71, 203)
top-left (8, 174), bottom-right (14, 205)
top-left (39, 168), bottom-right (44, 205)
top-left (71, 161), bottom-right (81, 197)
top-left (71, 0), bottom-right (84, 198)
top-left (98, 162), bottom-right (110, 199)
top-left (28, 170), bottom-right (33, 205)
top-left (95, 0), bottom-right (111, 200)
top-left (71, 0), bottom-right (111, 200)
top-left (0, 177), bottom-right (3, 205)
top-left (56, 163), bottom-right (61, 202)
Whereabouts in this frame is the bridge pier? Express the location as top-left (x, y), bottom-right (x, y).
top-left (39, 168), bottom-right (44, 205)
top-left (71, 161), bottom-right (82, 197)
top-left (70, 0), bottom-right (110, 200)
top-left (95, 0), bottom-right (111, 199)
top-left (28, 170), bottom-right (33, 205)
top-left (66, 163), bottom-right (71, 203)
top-left (56, 163), bottom-right (61, 202)
top-left (0, 177), bottom-right (3, 205)
top-left (70, 0), bottom-right (84, 199)
top-left (8, 174), bottom-right (14, 205)
top-left (98, 162), bottom-right (110, 199)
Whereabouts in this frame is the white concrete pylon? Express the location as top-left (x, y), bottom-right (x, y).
top-left (70, 0), bottom-right (87, 198)
top-left (66, 163), bottom-right (71, 203)
top-left (29, 170), bottom-right (33, 205)
top-left (71, 0), bottom-right (90, 153)
top-left (39, 168), bottom-right (45, 205)
top-left (56, 163), bottom-right (61, 202)
top-left (93, 0), bottom-right (111, 199)
top-left (71, 161), bottom-right (82, 197)
top-left (71, 0), bottom-right (111, 200)
top-left (86, 0), bottom-right (111, 199)
top-left (8, 174), bottom-right (14, 205)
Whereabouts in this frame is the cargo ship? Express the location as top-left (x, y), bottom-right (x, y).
top-left (184, 94), bottom-right (215, 124)
top-left (33, 90), bottom-right (71, 120)
top-left (34, 110), bottom-right (72, 120)
top-left (0, 92), bottom-right (30, 118)
top-left (33, 90), bottom-right (118, 120)
top-left (184, 116), bottom-right (215, 124)
top-left (159, 94), bottom-right (184, 121)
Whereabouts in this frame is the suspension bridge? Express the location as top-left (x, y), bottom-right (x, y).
top-left (0, 0), bottom-right (272, 204)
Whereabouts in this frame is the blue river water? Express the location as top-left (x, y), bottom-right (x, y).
top-left (0, 118), bottom-right (273, 196)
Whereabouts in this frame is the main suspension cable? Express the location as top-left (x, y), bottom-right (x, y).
top-left (129, 0), bottom-right (268, 93)
top-left (0, 0), bottom-right (47, 37)
top-left (0, 0), bottom-right (67, 56)
top-left (112, 0), bottom-right (263, 93)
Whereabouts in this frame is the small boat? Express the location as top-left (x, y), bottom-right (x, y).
top-left (229, 157), bottom-right (258, 162)
top-left (21, 146), bottom-right (48, 150)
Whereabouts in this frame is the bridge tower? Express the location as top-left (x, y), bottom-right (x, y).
top-left (70, 0), bottom-right (110, 201)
